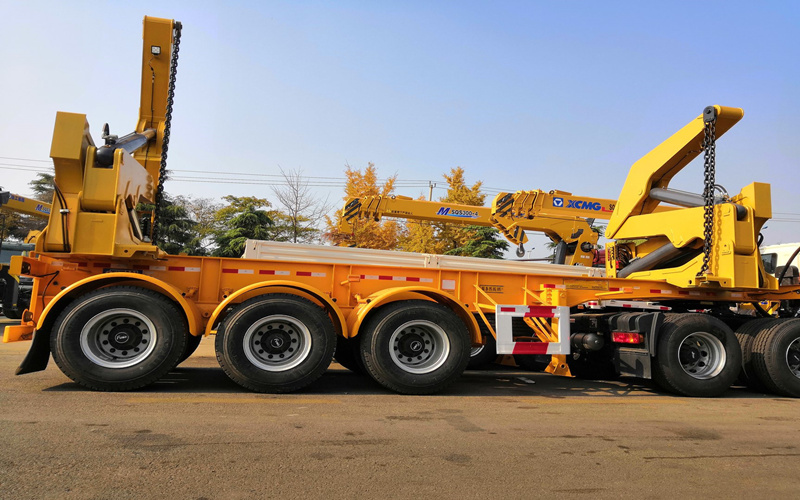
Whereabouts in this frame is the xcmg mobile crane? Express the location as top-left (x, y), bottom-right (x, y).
top-left (340, 193), bottom-right (605, 265)
top-left (4, 16), bottom-right (800, 400)
top-left (0, 190), bottom-right (51, 318)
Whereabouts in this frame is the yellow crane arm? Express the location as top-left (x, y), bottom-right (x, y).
top-left (0, 191), bottom-right (51, 219)
top-left (340, 194), bottom-right (601, 266)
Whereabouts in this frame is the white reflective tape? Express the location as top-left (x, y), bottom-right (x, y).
top-left (441, 279), bottom-right (456, 290)
top-left (494, 305), bottom-right (570, 356)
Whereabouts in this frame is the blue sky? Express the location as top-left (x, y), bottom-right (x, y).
top-left (1, 1), bottom-right (798, 254)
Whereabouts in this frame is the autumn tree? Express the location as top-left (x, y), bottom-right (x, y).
top-left (324, 163), bottom-right (403, 250)
top-left (212, 196), bottom-right (274, 257)
top-left (402, 167), bottom-right (505, 258)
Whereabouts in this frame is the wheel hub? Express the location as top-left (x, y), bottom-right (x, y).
top-left (108, 325), bottom-right (142, 350)
top-left (389, 321), bottom-right (451, 375)
top-left (262, 331), bottom-right (291, 354)
top-left (80, 308), bottom-right (156, 369)
top-left (398, 333), bottom-right (425, 357)
top-left (242, 315), bottom-right (312, 372)
top-left (677, 331), bottom-right (725, 380)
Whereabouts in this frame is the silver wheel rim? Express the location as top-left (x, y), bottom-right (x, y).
top-left (243, 315), bottom-right (312, 372)
top-left (80, 308), bottom-right (157, 369)
top-left (389, 320), bottom-right (450, 374)
top-left (786, 337), bottom-right (800, 379)
top-left (470, 345), bottom-right (485, 358)
top-left (678, 331), bottom-right (726, 379)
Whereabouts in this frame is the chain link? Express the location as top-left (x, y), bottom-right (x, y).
top-left (698, 118), bottom-right (716, 276)
top-left (151, 21), bottom-right (182, 244)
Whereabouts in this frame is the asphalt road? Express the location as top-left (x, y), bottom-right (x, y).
top-left (2, 317), bottom-right (799, 499)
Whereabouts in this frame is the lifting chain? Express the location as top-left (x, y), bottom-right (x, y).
top-left (698, 106), bottom-right (717, 276)
top-left (152, 21), bottom-right (182, 244)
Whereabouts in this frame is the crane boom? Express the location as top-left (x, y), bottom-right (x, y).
top-left (0, 191), bottom-right (51, 219)
top-left (340, 194), bottom-right (601, 266)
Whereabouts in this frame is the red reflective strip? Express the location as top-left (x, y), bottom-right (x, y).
top-left (526, 306), bottom-right (555, 318)
top-left (499, 307), bottom-right (516, 312)
top-left (94, 263), bottom-right (112, 268)
top-left (660, 306), bottom-right (671, 310)
top-left (297, 271), bottom-right (312, 276)
top-left (609, 287), bottom-right (620, 292)
top-left (512, 343), bottom-right (549, 355)
top-left (623, 304), bottom-right (632, 308)
top-left (168, 266), bottom-right (185, 271)
top-left (678, 291), bottom-right (690, 295)
top-left (78, 262), bottom-right (88, 267)
top-left (542, 284), bottom-right (556, 289)
top-left (133, 265), bottom-right (149, 270)
top-left (222, 269), bottom-right (238, 274)
top-left (406, 277), bottom-right (421, 282)
top-left (378, 275), bottom-right (392, 280)
top-left (649, 289), bottom-right (662, 294)
top-left (706, 292), bottom-right (716, 297)
top-left (260, 270), bottom-right (276, 275)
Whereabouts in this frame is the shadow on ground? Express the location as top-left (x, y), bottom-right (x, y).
top-left (41, 357), bottom-right (778, 399)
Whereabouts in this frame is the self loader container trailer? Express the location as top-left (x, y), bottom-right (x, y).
top-left (4, 17), bottom-right (800, 397)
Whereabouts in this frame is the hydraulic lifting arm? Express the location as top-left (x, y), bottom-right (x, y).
top-left (340, 194), bottom-right (601, 266)
top-left (38, 16), bottom-right (180, 259)
top-left (605, 105), bottom-right (775, 290)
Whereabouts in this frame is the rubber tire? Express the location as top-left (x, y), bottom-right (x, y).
top-left (359, 300), bottom-right (470, 395)
top-left (335, 335), bottom-right (366, 374)
top-left (50, 286), bottom-right (187, 391)
top-left (734, 317), bottom-right (777, 391)
top-left (652, 314), bottom-right (741, 397)
top-left (752, 318), bottom-right (800, 397)
top-left (215, 294), bottom-right (336, 393)
top-left (177, 333), bottom-right (204, 365)
top-left (468, 334), bottom-right (498, 370)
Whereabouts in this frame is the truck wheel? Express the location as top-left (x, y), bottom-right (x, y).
top-left (734, 318), bottom-right (778, 391)
top-left (215, 294), bottom-right (335, 393)
top-left (652, 314), bottom-right (741, 397)
top-left (468, 334), bottom-right (498, 370)
top-left (334, 335), bottom-right (366, 374)
top-left (359, 300), bottom-right (470, 394)
top-left (50, 286), bottom-right (187, 391)
top-left (752, 319), bottom-right (800, 397)
top-left (177, 333), bottom-right (204, 365)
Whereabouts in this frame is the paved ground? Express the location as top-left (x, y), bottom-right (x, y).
top-left (1, 317), bottom-right (799, 499)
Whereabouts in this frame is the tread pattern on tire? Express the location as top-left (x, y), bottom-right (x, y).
top-left (215, 293), bottom-right (336, 393)
top-left (752, 318), bottom-right (800, 397)
top-left (734, 318), bottom-right (777, 391)
top-left (360, 300), bottom-right (470, 395)
top-left (50, 286), bottom-right (187, 392)
top-left (652, 313), bottom-right (741, 398)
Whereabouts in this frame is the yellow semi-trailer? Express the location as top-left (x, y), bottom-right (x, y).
top-left (4, 17), bottom-right (800, 398)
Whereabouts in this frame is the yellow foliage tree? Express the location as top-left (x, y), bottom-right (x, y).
top-left (325, 163), bottom-right (404, 250)
top-left (402, 167), bottom-right (486, 254)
